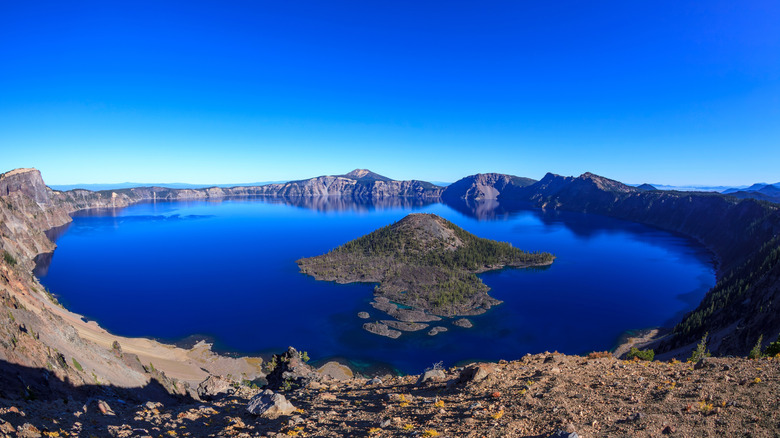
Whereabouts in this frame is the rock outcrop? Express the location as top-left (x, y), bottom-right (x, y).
top-left (264, 347), bottom-right (319, 391)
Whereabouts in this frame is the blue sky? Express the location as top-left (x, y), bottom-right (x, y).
top-left (1, 1), bottom-right (778, 186)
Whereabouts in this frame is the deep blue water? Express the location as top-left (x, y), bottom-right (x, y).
top-left (37, 198), bottom-right (715, 374)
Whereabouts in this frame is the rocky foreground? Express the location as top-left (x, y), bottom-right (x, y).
top-left (1, 347), bottom-right (778, 438)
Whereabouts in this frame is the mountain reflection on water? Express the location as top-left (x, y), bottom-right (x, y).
top-left (36, 195), bottom-right (716, 374)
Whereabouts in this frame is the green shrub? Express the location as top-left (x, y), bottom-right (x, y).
top-left (71, 358), bottom-right (83, 372)
top-left (765, 333), bottom-right (780, 357)
top-left (627, 347), bottom-right (655, 361)
top-left (748, 334), bottom-right (764, 359)
top-left (688, 332), bottom-right (711, 362)
top-left (3, 251), bottom-right (17, 267)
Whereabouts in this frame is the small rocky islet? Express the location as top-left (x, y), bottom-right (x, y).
top-left (297, 213), bottom-right (555, 338)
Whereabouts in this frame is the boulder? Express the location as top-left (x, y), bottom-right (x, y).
top-left (357, 312), bottom-right (370, 319)
top-left (417, 369), bottom-right (446, 385)
top-left (246, 390), bottom-right (296, 418)
top-left (96, 399), bottom-right (115, 416)
top-left (197, 375), bottom-right (235, 400)
top-left (458, 364), bottom-right (494, 383)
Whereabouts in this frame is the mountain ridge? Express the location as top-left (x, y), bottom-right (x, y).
top-left (2, 166), bottom-right (780, 398)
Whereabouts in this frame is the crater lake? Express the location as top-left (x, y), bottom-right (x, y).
top-left (37, 197), bottom-right (716, 374)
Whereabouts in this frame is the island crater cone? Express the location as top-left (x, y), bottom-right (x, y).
top-left (297, 213), bottom-right (554, 325)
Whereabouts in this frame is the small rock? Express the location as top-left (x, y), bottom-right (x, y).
top-left (662, 425), bottom-right (676, 434)
top-left (379, 418), bottom-right (392, 428)
top-left (367, 377), bottom-right (383, 385)
top-left (97, 399), bottom-right (115, 416)
top-left (320, 393), bottom-right (337, 401)
top-left (551, 367), bottom-right (561, 374)
top-left (629, 412), bottom-right (644, 422)
top-left (247, 390), bottom-right (297, 418)
top-left (417, 369), bottom-right (446, 385)
top-left (358, 311), bottom-right (370, 319)
top-left (548, 429), bottom-right (578, 438)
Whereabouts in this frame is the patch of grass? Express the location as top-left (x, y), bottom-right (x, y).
top-left (71, 358), bottom-right (83, 372)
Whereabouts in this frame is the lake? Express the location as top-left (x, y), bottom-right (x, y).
top-left (37, 197), bottom-right (716, 374)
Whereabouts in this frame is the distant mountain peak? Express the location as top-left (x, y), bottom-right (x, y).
top-left (340, 169), bottom-right (392, 182)
top-left (345, 169), bottom-right (371, 178)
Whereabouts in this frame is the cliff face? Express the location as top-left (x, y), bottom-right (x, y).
top-left (442, 173), bottom-right (536, 201)
top-left (498, 172), bottom-right (780, 355)
top-left (0, 169), bottom-right (156, 397)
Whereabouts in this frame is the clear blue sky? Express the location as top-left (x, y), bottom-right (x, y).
top-left (1, 1), bottom-right (778, 186)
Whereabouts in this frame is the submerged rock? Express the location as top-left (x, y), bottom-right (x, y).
top-left (363, 322), bottom-right (402, 339)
